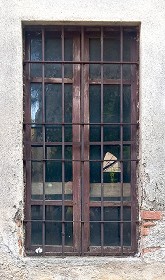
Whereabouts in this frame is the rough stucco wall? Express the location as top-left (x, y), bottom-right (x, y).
top-left (0, 0), bottom-right (165, 278)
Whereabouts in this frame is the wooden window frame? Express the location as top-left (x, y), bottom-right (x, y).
top-left (23, 25), bottom-right (139, 256)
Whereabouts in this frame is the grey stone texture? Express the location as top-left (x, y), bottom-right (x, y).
top-left (0, 0), bottom-right (165, 278)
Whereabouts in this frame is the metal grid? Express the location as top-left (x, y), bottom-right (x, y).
top-left (23, 26), bottom-right (139, 256)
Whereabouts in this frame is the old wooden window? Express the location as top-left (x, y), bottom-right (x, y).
top-left (24, 26), bottom-right (138, 256)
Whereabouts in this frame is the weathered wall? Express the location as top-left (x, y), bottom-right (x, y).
top-left (0, 0), bottom-right (165, 278)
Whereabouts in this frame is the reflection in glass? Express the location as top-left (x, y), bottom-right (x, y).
top-left (31, 84), bottom-right (42, 123)
top-left (31, 162), bottom-right (43, 199)
top-left (45, 84), bottom-right (62, 123)
top-left (31, 126), bottom-right (42, 142)
top-left (31, 147), bottom-right (43, 160)
top-left (103, 65), bottom-right (120, 79)
top-left (30, 33), bottom-right (42, 61)
top-left (46, 146), bottom-right (62, 159)
top-left (45, 125), bottom-right (62, 142)
top-left (103, 85), bottom-right (120, 123)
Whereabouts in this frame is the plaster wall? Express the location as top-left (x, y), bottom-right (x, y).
top-left (0, 0), bottom-right (165, 278)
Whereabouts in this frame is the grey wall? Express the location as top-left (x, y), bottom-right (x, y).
top-left (0, 0), bottom-right (165, 278)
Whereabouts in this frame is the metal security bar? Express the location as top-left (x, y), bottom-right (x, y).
top-left (23, 26), bottom-right (139, 256)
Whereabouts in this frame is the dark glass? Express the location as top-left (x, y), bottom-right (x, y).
top-left (45, 222), bottom-right (62, 245)
top-left (123, 64), bottom-right (131, 79)
top-left (45, 33), bottom-right (62, 61)
top-left (103, 65), bottom-right (120, 79)
top-left (45, 161), bottom-right (62, 182)
top-left (65, 146), bottom-right (72, 159)
top-left (31, 125), bottom-right (43, 142)
top-left (64, 125), bottom-right (72, 142)
top-left (45, 125), bottom-right (62, 142)
top-left (89, 38), bottom-right (101, 79)
top-left (104, 207), bottom-right (120, 221)
top-left (103, 85), bottom-right (120, 123)
top-left (30, 33), bottom-right (42, 61)
top-left (123, 161), bottom-right (131, 183)
top-left (89, 85), bottom-right (101, 142)
top-left (65, 207), bottom-right (73, 221)
top-left (123, 125), bottom-right (131, 141)
top-left (65, 223), bottom-right (73, 245)
top-left (31, 63), bottom-right (42, 77)
top-left (45, 84), bottom-right (62, 122)
top-left (90, 146), bottom-right (101, 183)
top-left (31, 206), bottom-right (43, 220)
top-left (123, 145), bottom-right (131, 160)
top-left (45, 206), bottom-right (62, 220)
top-left (123, 86), bottom-right (131, 123)
top-left (65, 162), bottom-right (72, 182)
top-left (31, 222), bottom-right (42, 245)
top-left (64, 38), bottom-right (73, 78)
top-left (103, 36), bottom-right (120, 61)
top-left (123, 31), bottom-right (137, 61)
top-left (104, 222), bottom-right (120, 246)
top-left (103, 125), bottom-right (120, 141)
top-left (90, 207), bottom-right (101, 246)
top-left (46, 146), bottom-right (62, 159)
top-left (31, 147), bottom-right (43, 160)
top-left (123, 222), bottom-right (131, 246)
top-left (64, 85), bottom-right (72, 123)
top-left (31, 83), bottom-right (42, 123)
top-left (45, 64), bottom-right (61, 78)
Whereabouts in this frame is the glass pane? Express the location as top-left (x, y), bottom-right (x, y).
top-left (123, 86), bottom-right (131, 123)
top-left (123, 64), bottom-right (131, 79)
top-left (90, 207), bottom-right (101, 246)
top-left (65, 125), bottom-right (72, 142)
top-left (123, 222), bottom-right (131, 246)
top-left (103, 125), bottom-right (120, 141)
top-left (45, 84), bottom-right (62, 122)
top-left (65, 223), bottom-right (73, 245)
top-left (90, 85), bottom-right (101, 122)
top-left (89, 38), bottom-right (101, 61)
top-left (65, 162), bottom-right (72, 182)
top-left (64, 85), bottom-right (72, 123)
top-left (64, 38), bottom-right (73, 78)
top-left (103, 65), bottom-right (120, 79)
top-left (123, 125), bottom-right (131, 141)
top-left (45, 125), bottom-right (62, 142)
top-left (65, 146), bottom-right (72, 159)
top-left (46, 146), bottom-right (62, 159)
top-left (45, 206), bottom-right (62, 220)
top-left (31, 222), bottom-right (42, 245)
top-left (104, 222), bottom-right (120, 246)
top-left (31, 63), bottom-right (42, 77)
top-left (90, 64), bottom-right (101, 79)
top-left (104, 207), bottom-right (120, 221)
top-left (103, 145), bottom-right (120, 177)
top-left (64, 148), bottom-right (73, 199)
top-left (30, 33), bottom-right (42, 61)
top-left (103, 36), bottom-right (120, 61)
top-left (45, 222), bottom-right (62, 245)
top-left (31, 147), bottom-right (43, 160)
top-left (90, 125), bottom-right (101, 142)
top-left (31, 84), bottom-right (42, 123)
top-left (90, 146), bottom-right (101, 184)
top-left (123, 161), bottom-right (131, 183)
top-left (45, 161), bottom-right (62, 182)
top-left (31, 162), bottom-right (43, 199)
top-left (65, 207), bottom-right (73, 221)
top-left (31, 125), bottom-right (43, 142)
top-left (123, 31), bottom-right (137, 61)
top-left (31, 206), bottom-right (43, 220)
top-left (45, 32), bottom-right (62, 61)
top-left (103, 85), bottom-right (120, 123)
top-left (123, 145), bottom-right (131, 160)
top-left (45, 64), bottom-right (61, 78)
